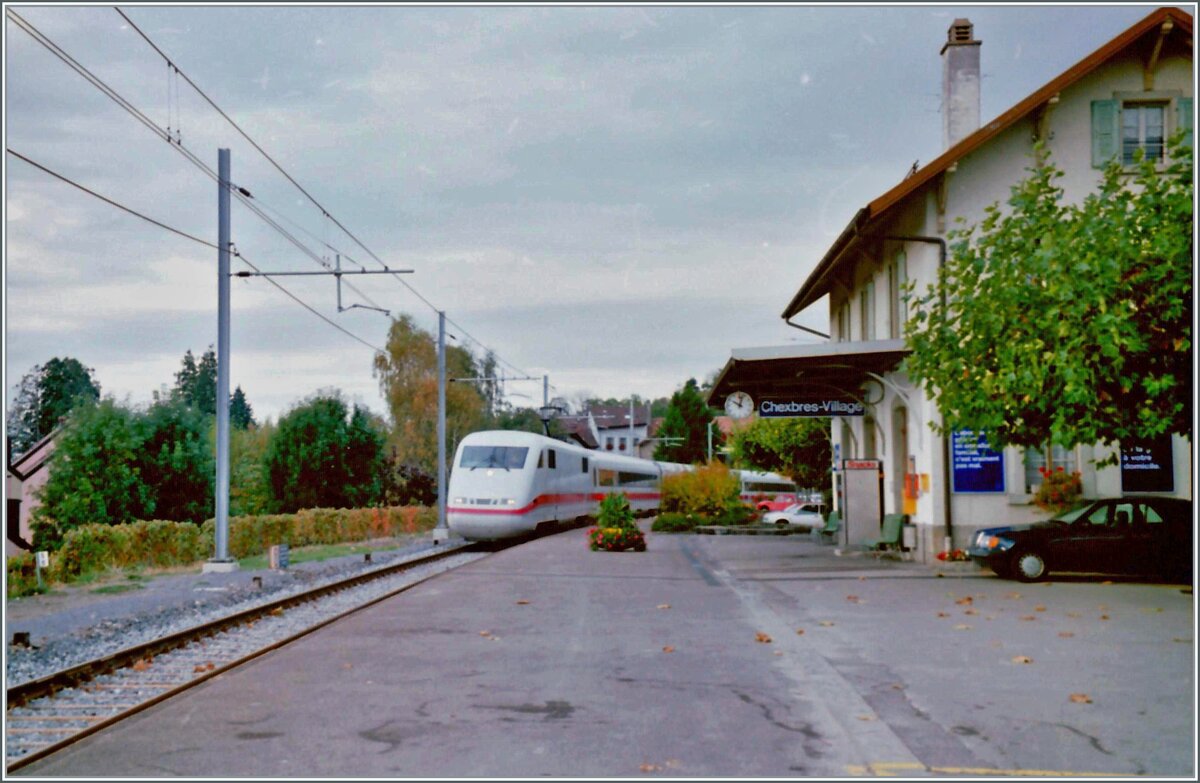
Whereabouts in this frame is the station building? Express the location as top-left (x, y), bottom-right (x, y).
top-left (710, 8), bottom-right (1193, 561)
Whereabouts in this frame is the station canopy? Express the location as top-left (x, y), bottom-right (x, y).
top-left (707, 339), bottom-right (910, 410)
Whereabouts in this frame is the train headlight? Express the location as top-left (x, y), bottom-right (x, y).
top-left (453, 497), bottom-right (465, 504)
top-left (505, 498), bottom-right (517, 505)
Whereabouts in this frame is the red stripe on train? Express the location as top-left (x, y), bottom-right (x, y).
top-left (448, 492), bottom-right (661, 516)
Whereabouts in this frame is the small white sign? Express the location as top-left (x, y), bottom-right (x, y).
top-left (35, 551), bottom-right (49, 568)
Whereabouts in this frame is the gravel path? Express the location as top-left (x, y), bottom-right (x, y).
top-left (4, 535), bottom-right (462, 688)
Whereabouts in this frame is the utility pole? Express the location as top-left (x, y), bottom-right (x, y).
top-left (432, 311), bottom-right (450, 545)
top-left (205, 148), bottom-right (235, 573)
top-left (211, 147), bottom-right (413, 567)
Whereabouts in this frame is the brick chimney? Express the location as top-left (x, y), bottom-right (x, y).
top-left (941, 18), bottom-right (981, 150)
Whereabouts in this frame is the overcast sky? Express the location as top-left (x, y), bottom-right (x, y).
top-left (3, 3), bottom-right (1171, 423)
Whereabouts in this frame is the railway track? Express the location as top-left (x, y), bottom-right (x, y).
top-left (5, 542), bottom-right (486, 773)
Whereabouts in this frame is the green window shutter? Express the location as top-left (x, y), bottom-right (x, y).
top-left (1177, 97), bottom-right (1193, 149)
top-left (1091, 99), bottom-right (1119, 167)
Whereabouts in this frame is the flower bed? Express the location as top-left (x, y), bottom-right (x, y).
top-left (588, 493), bottom-right (645, 552)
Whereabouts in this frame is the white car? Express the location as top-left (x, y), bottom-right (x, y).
top-left (762, 503), bottom-right (826, 530)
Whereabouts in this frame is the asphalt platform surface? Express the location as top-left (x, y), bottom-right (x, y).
top-left (11, 528), bottom-right (1194, 778)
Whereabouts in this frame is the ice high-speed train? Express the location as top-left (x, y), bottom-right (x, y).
top-left (446, 430), bottom-right (796, 541)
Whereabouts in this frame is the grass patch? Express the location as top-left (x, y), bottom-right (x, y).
top-left (91, 583), bottom-right (145, 595)
top-left (236, 541), bottom-right (406, 571)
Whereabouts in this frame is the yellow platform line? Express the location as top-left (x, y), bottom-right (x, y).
top-left (848, 762), bottom-right (1143, 777)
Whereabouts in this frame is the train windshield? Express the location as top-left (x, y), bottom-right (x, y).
top-left (460, 446), bottom-right (529, 471)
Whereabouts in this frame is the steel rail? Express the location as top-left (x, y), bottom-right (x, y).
top-left (5, 542), bottom-right (478, 773)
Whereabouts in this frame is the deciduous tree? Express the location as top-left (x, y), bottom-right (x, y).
top-left (906, 140), bottom-right (1192, 451)
top-left (373, 315), bottom-right (487, 476)
top-left (728, 417), bottom-right (831, 491)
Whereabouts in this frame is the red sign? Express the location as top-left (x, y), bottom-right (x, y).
top-left (844, 460), bottom-right (881, 470)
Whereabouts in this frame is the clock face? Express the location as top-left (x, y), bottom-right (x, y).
top-left (725, 391), bottom-right (754, 419)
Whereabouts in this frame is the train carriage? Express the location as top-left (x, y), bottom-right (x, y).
top-left (446, 430), bottom-right (793, 541)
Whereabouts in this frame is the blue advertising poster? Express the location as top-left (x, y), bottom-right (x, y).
top-left (1120, 436), bottom-right (1174, 493)
top-left (951, 430), bottom-right (1005, 493)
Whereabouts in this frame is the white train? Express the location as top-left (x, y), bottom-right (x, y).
top-left (446, 430), bottom-right (797, 541)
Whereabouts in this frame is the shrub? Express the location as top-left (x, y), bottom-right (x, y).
top-left (6, 552), bottom-right (44, 598)
top-left (596, 493), bottom-right (636, 530)
top-left (651, 512), bottom-right (700, 533)
top-left (18, 506), bottom-right (436, 592)
top-left (1033, 466), bottom-right (1082, 515)
top-left (660, 463), bottom-right (743, 517)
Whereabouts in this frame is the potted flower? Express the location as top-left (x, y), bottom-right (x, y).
top-left (588, 493), bottom-right (646, 552)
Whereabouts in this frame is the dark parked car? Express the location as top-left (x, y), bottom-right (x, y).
top-left (968, 496), bottom-right (1193, 582)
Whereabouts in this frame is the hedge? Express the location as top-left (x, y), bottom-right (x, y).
top-left (7, 506), bottom-right (436, 597)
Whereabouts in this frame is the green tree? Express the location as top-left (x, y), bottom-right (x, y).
top-left (32, 398), bottom-right (218, 548)
top-left (32, 400), bottom-right (148, 549)
top-left (230, 386), bottom-right (255, 430)
top-left (173, 347), bottom-right (218, 415)
top-left (137, 400), bottom-right (215, 524)
top-left (7, 357), bottom-right (101, 460)
top-left (229, 420), bottom-right (274, 516)
top-left (906, 139), bottom-right (1192, 451)
top-left (264, 392), bottom-right (385, 513)
top-left (653, 379), bottom-right (718, 464)
top-left (728, 417), bottom-right (831, 491)
top-left (373, 315), bottom-right (487, 476)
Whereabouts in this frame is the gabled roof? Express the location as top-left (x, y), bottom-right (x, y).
top-left (7, 426), bottom-right (62, 479)
top-left (588, 404), bottom-right (651, 430)
top-left (782, 6), bottom-right (1193, 320)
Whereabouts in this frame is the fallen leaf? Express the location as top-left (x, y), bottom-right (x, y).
top-left (1099, 614), bottom-right (1110, 621)
top-left (795, 629), bottom-right (805, 635)
top-left (193, 664), bottom-right (209, 674)
top-left (1101, 580), bottom-right (1113, 585)
top-left (937, 612), bottom-right (949, 618)
top-left (955, 596), bottom-right (974, 605)
top-left (270, 607), bottom-right (284, 617)
top-left (479, 630), bottom-right (491, 637)
top-left (1006, 592), bottom-right (1023, 600)
top-left (1019, 616), bottom-right (1036, 621)
top-left (858, 576), bottom-right (866, 581)
top-left (1034, 605), bottom-right (1047, 612)
top-left (856, 715), bottom-right (876, 721)
top-left (1172, 637), bottom-right (1191, 643)
top-left (662, 646), bottom-right (675, 654)
top-left (846, 595), bottom-right (860, 603)
top-left (657, 604), bottom-right (671, 610)
top-left (1012, 655), bottom-right (1033, 664)
top-left (640, 763), bottom-right (662, 772)
top-left (516, 600), bottom-right (530, 605)
top-left (953, 624), bottom-right (972, 631)
top-left (1066, 611), bottom-right (1081, 618)
top-left (755, 632), bottom-right (773, 644)
top-left (132, 657), bottom-right (153, 671)
top-left (773, 651), bottom-right (783, 656)
top-left (963, 609), bottom-right (977, 616)
top-left (819, 621), bottom-right (835, 627)
top-left (1069, 693), bottom-right (1093, 704)
top-left (891, 683), bottom-right (904, 690)
top-left (342, 662), bottom-right (353, 669)
top-left (1058, 631), bottom-right (1075, 638)
top-left (1140, 607), bottom-right (1164, 614)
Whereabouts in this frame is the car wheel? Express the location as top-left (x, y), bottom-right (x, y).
top-left (775, 519), bottom-right (788, 528)
top-left (1012, 550), bottom-right (1048, 582)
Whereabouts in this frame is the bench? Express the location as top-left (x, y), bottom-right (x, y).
top-left (816, 511), bottom-right (841, 544)
top-left (865, 513), bottom-right (906, 551)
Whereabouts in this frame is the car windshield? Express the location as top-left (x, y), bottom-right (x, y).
top-left (460, 446), bottom-right (529, 470)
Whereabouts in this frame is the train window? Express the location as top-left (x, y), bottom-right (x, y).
top-left (618, 470), bottom-right (657, 488)
top-left (744, 480), bottom-right (797, 493)
top-left (537, 452), bottom-right (543, 469)
top-left (461, 446), bottom-right (529, 470)
top-left (581, 456), bottom-right (589, 474)
top-left (548, 449), bottom-right (557, 469)
top-left (598, 469), bottom-right (616, 487)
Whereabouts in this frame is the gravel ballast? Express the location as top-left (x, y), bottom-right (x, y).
top-left (5, 537), bottom-right (471, 688)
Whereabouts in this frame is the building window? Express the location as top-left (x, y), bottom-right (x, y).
top-left (837, 302), bottom-right (851, 343)
top-left (888, 251), bottom-right (907, 339)
top-left (1122, 103), bottom-right (1165, 164)
top-left (859, 281), bottom-right (876, 341)
top-left (605, 439), bottom-right (613, 451)
top-left (619, 437), bottom-right (627, 452)
top-left (1023, 444), bottom-right (1077, 493)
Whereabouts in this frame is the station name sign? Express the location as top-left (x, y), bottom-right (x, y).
top-left (758, 398), bottom-right (864, 418)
